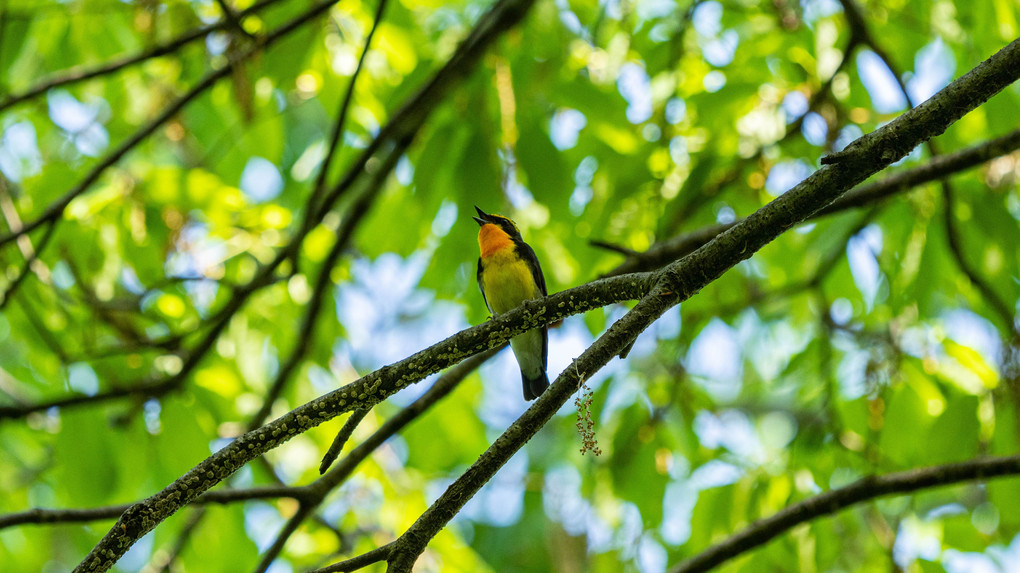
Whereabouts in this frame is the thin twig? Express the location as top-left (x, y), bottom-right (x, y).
top-left (588, 239), bottom-right (638, 257)
top-left (214, 0), bottom-right (259, 43)
top-left (318, 408), bottom-right (369, 474)
top-left (312, 542), bottom-right (395, 573)
top-left (0, 220), bottom-right (55, 309)
top-left (942, 186), bottom-right (1017, 335)
top-left (153, 507), bottom-right (206, 573)
top-left (305, 0), bottom-right (389, 223)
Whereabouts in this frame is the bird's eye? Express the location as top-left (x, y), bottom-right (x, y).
top-left (491, 215), bottom-right (518, 234)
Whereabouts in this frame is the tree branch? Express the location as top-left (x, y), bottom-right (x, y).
top-left (0, 220), bottom-right (55, 308)
top-left (671, 455), bottom-right (1020, 573)
top-left (0, 484), bottom-right (304, 530)
top-left (318, 407), bottom-right (369, 474)
top-left (942, 185), bottom-right (1018, 336)
top-left (0, 505), bottom-right (130, 529)
top-left (313, 542), bottom-right (394, 573)
top-left (304, 0), bottom-right (389, 224)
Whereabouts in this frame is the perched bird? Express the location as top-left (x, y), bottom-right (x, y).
top-left (473, 206), bottom-right (549, 401)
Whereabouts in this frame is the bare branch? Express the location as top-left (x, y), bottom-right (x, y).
top-left (671, 455), bottom-right (1020, 573)
top-left (318, 408), bottom-right (369, 474)
top-left (0, 505), bottom-right (130, 529)
top-left (942, 186), bottom-right (1018, 335)
top-left (305, 0), bottom-right (389, 224)
top-left (0, 484), bottom-right (303, 530)
top-left (0, 221), bottom-right (55, 308)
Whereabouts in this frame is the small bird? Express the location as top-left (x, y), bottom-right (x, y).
top-left (473, 206), bottom-right (549, 401)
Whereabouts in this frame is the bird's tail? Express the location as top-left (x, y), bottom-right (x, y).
top-left (522, 371), bottom-right (550, 401)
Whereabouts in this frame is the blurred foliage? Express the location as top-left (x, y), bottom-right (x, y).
top-left (0, 0), bottom-right (1019, 572)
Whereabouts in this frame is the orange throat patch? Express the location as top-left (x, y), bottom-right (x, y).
top-left (478, 224), bottom-right (514, 258)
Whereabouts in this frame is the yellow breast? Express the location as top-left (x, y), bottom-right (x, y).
top-left (479, 247), bottom-right (539, 315)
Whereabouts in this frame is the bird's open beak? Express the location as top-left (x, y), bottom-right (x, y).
top-left (473, 206), bottom-right (491, 226)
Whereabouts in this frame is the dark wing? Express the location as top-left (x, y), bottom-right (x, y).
top-left (517, 242), bottom-right (548, 369)
top-left (518, 242), bottom-right (547, 296)
top-left (476, 257), bottom-right (491, 313)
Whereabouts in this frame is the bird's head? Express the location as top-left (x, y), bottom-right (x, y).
top-left (473, 206), bottom-right (521, 239)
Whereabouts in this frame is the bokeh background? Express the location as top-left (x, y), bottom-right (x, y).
top-left (1, 0), bottom-right (1019, 571)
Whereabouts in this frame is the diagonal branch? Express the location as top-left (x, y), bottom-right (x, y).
top-left (305, 0), bottom-right (389, 225)
top-left (942, 185), bottom-right (1018, 336)
top-left (671, 455), bottom-right (1020, 573)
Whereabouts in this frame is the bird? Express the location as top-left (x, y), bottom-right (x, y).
top-left (473, 206), bottom-right (549, 401)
